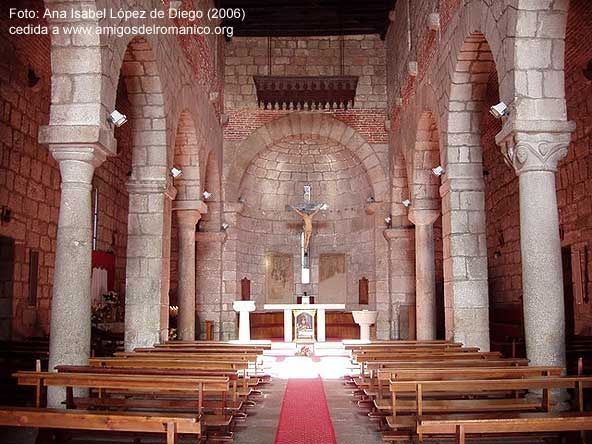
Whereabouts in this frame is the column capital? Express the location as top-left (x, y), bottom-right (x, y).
top-left (127, 179), bottom-right (177, 200)
top-left (383, 226), bottom-right (414, 241)
top-left (408, 208), bottom-right (440, 226)
top-left (175, 209), bottom-right (202, 227)
top-left (49, 143), bottom-right (110, 168)
top-left (173, 199), bottom-right (208, 214)
top-left (40, 124), bottom-right (117, 155)
top-left (495, 119), bottom-right (575, 175)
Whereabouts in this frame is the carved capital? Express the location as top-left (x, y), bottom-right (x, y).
top-left (500, 137), bottom-right (569, 174)
top-left (496, 119), bottom-right (575, 175)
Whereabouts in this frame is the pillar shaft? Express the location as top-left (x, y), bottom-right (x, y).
top-left (409, 209), bottom-right (439, 341)
top-left (415, 224), bottom-right (437, 340)
top-left (384, 226), bottom-right (415, 339)
top-left (496, 120), bottom-right (575, 367)
top-left (175, 210), bottom-right (201, 341)
top-left (125, 181), bottom-right (176, 351)
top-left (520, 171), bottom-right (565, 366)
top-left (498, 127), bottom-right (574, 367)
top-left (47, 146), bottom-right (106, 407)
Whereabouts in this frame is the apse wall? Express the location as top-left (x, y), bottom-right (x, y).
top-left (236, 135), bottom-right (376, 307)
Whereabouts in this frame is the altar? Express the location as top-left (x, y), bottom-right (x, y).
top-left (263, 304), bottom-right (346, 342)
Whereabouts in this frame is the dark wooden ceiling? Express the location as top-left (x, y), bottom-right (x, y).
top-left (213, 0), bottom-right (397, 39)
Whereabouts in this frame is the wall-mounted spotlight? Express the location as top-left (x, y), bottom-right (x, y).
top-left (320, 203), bottom-right (329, 210)
top-left (366, 196), bottom-right (376, 203)
top-left (170, 166), bottom-right (183, 178)
top-left (221, 222), bottom-right (229, 230)
top-left (238, 196), bottom-right (246, 203)
top-left (108, 110), bottom-right (128, 127)
top-left (489, 101), bottom-right (509, 119)
top-left (432, 165), bottom-right (445, 176)
top-left (203, 191), bottom-right (212, 200)
top-left (402, 199), bottom-right (411, 208)
top-left (384, 216), bottom-right (392, 227)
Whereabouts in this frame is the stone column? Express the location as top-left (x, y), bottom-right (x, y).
top-left (383, 225), bottom-right (415, 339)
top-left (408, 208), bottom-right (439, 340)
top-left (196, 231), bottom-right (226, 339)
top-left (125, 180), bottom-right (176, 351)
top-left (497, 124), bottom-right (574, 367)
top-left (174, 209), bottom-right (202, 341)
top-left (47, 145), bottom-right (107, 407)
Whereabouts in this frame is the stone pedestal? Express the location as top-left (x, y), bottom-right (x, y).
top-left (46, 145), bottom-right (107, 408)
top-left (497, 122), bottom-right (574, 368)
top-left (174, 207), bottom-right (202, 341)
top-left (352, 310), bottom-right (378, 342)
top-left (409, 208), bottom-right (439, 341)
top-left (233, 300), bottom-right (256, 342)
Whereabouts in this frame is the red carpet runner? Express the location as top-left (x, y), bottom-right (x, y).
top-left (274, 377), bottom-right (337, 444)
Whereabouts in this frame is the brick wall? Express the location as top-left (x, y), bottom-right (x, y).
top-left (559, 0), bottom-right (592, 335)
top-left (224, 35), bottom-right (386, 110)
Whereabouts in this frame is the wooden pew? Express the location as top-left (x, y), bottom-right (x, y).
top-left (417, 412), bottom-right (592, 444)
top-left (369, 366), bottom-right (563, 416)
top-left (14, 371), bottom-right (233, 437)
top-left (0, 407), bottom-right (201, 444)
top-left (385, 376), bottom-right (592, 442)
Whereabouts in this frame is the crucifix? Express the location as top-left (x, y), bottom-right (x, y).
top-left (289, 185), bottom-right (328, 270)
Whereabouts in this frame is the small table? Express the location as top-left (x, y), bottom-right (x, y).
top-left (263, 304), bottom-right (346, 342)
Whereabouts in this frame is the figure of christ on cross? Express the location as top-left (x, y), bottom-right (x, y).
top-left (290, 205), bottom-right (321, 255)
top-left (289, 184), bottom-right (328, 256)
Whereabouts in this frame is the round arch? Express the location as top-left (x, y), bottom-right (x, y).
top-left (226, 113), bottom-right (388, 203)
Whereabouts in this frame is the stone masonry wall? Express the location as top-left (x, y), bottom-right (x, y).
top-left (0, 1), bottom-right (54, 338)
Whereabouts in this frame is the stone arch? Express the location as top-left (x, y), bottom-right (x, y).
top-left (200, 150), bottom-right (223, 231)
top-left (172, 110), bottom-right (201, 202)
top-left (119, 36), bottom-right (173, 351)
top-left (411, 112), bottom-right (441, 204)
top-left (119, 36), bottom-right (168, 183)
top-left (437, 30), bottom-right (500, 351)
top-left (226, 113), bottom-right (388, 203)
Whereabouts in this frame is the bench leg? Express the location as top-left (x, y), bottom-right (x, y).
top-left (455, 424), bottom-right (465, 444)
top-left (166, 421), bottom-right (178, 444)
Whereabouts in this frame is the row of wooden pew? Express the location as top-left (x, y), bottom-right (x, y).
top-left (345, 339), bottom-right (592, 443)
top-left (0, 340), bottom-right (272, 443)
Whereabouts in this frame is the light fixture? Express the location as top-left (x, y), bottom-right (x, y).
top-left (402, 199), bottom-right (411, 208)
top-left (489, 101), bottom-right (509, 119)
top-left (320, 203), bottom-right (329, 210)
top-left (366, 196), bottom-right (375, 203)
top-left (108, 110), bottom-right (128, 127)
top-left (384, 216), bottom-right (392, 227)
top-left (170, 167), bottom-right (183, 178)
top-left (431, 165), bottom-right (445, 176)
top-left (238, 196), bottom-right (245, 203)
top-left (221, 222), bottom-right (229, 230)
top-left (203, 191), bottom-right (212, 200)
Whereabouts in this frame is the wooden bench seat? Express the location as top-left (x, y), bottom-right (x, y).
top-left (0, 406), bottom-right (200, 444)
top-left (385, 376), bottom-right (592, 439)
top-left (417, 411), bottom-right (592, 444)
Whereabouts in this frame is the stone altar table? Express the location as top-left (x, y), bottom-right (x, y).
top-left (263, 304), bottom-right (346, 342)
